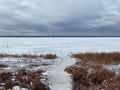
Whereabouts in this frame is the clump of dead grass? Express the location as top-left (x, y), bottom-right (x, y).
top-left (65, 64), bottom-right (119, 90)
top-left (72, 52), bottom-right (120, 64)
top-left (0, 72), bottom-right (12, 83)
top-left (90, 65), bottom-right (115, 85)
top-left (4, 80), bottom-right (15, 89)
top-left (29, 64), bottom-right (40, 67)
top-left (67, 52), bottom-right (120, 89)
top-left (31, 80), bottom-right (47, 90)
top-left (0, 69), bottom-right (49, 90)
top-left (0, 64), bottom-right (8, 68)
top-left (40, 54), bottom-right (57, 59)
top-left (101, 76), bottom-right (120, 90)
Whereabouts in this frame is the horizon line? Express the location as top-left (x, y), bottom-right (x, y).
top-left (0, 36), bottom-right (120, 38)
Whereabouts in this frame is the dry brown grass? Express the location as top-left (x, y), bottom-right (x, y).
top-left (29, 64), bottom-right (40, 67)
top-left (65, 64), bottom-right (119, 90)
top-left (29, 64), bottom-right (51, 67)
top-left (0, 72), bottom-right (12, 83)
top-left (0, 69), bottom-right (49, 90)
top-left (31, 80), bottom-right (47, 90)
top-left (90, 65), bottom-right (115, 85)
top-left (40, 54), bottom-right (57, 59)
top-left (66, 52), bottom-right (120, 89)
top-left (65, 66), bottom-right (90, 88)
top-left (0, 64), bottom-right (8, 68)
top-left (101, 76), bottom-right (120, 90)
top-left (0, 53), bottom-right (57, 59)
top-left (0, 53), bottom-right (39, 58)
top-left (4, 80), bottom-right (15, 90)
top-left (72, 52), bottom-right (120, 64)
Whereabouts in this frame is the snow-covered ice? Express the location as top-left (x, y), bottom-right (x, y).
top-left (0, 37), bottom-right (120, 55)
top-left (0, 37), bottom-right (120, 90)
top-left (12, 86), bottom-right (27, 90)
top-left (47, 57), bottom-right (76, 90)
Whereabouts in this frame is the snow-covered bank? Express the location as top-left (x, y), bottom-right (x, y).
top-left (47, 57), bottom-right (76, 90)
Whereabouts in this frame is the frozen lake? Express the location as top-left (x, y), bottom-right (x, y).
top-left (0, 37), bottom-right (120, 90)
top-left (0, 37), bottom-right (120, 56)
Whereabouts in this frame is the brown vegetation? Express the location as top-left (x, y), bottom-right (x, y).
top-left (0, 53), bottom-right (55, 89)
top-left (0, 53), bottom-right (40, 58)
top-left (72, 52), bottom-right (120, 64)
top-left (0, 72), bottom-right (12, 83)
top-left (29, 64), bottom-right (40, 67)
top-left (65, 65), bottom-right (119, 90)
top-left (0, 53), bottom-right (57, 59)
top-left (65, 52), bottom-right (120, 90)
top-left (0, 64), bottom-right (8, 68)
top-left (40, 54), bottom-right (57, 59)
top-left (31, 80), bottom-right (47, 90)
top-left (101, 76), bottom-right (120, 90)
top-left (0, 69), bottom-right (49, 90)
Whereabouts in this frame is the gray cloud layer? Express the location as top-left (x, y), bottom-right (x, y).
top-left (0, 0), bottom-right (120, 36)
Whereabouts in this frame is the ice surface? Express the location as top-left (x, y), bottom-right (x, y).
top-left (47, 57), bottom-right (76, 90)
top-left (0, 37), bottom-right (120, 90)
top-left (0, 37), bottom-right (120, 55)
top-left (12, 86), bottom-right (27, 90)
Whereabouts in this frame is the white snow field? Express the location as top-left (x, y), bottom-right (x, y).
top-left (0, 37), bottom-right (120, 90)
top-left (0, 37), bottom-right (120, 54)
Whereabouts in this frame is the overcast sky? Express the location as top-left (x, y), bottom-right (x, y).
top-left (0, 0), bottom-right (120, 36)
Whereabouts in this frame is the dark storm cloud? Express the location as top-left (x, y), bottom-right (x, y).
top-left (0, 0), bottom-right (120, 36)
